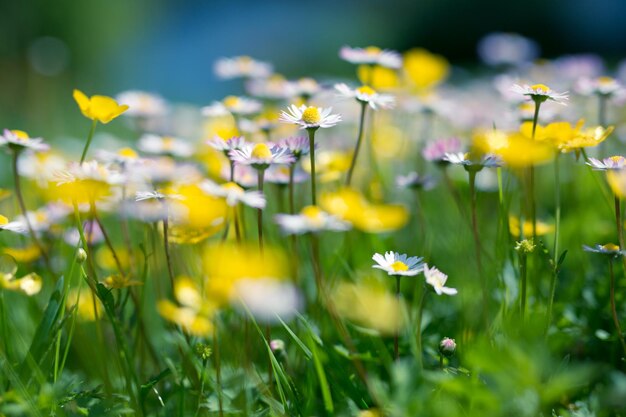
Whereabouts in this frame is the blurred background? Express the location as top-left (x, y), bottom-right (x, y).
top-left (2, 0), bottom-right (626, 137)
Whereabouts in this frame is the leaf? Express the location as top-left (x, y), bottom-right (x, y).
top-left (278, 316), bottom-right (312, 360)
top-left (308, 334), bottom-right (334, 413)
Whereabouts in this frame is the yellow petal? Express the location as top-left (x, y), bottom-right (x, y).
top-left (73, 89), bottom-right (91, 118)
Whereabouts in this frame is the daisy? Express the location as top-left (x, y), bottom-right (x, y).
top-left (138, 134), bottom-right (195, 158)
top-left (372, 251), bottom-right (425, 276)
top-left (0, 129), bottom-right (49, 152)
top-left (424, 264), bottom-right (457, 295)
top-left (55, 160), bottom-right (124, 186)
top-left (264, 165), bottom-right (308, 185)
top-left (278, 136), bottom-right (312, 160)
top-left (115, 90), bottom-right (168, 117)
top-left (291, 77), bottom-right (321, 99)
top-left (214, 56), bottom-right (273, 80)
top-left (334, 83), bottom-right (395, 110)
top-left (229, 142), bottom-right (294, 170)
top-left (583, 243), bottom-right (625, 257)
top-left (339, 46), bottom-right (402, 69)
top-left (511, 83), bottom-right (569, 105)
top-left (202, 96), bottom-right (262, 117)
top-left (422, 137), bottom-right (463, 163)
top-left (207, 136), bottom-right (246, 154)
top-left (576, 76), bottom-right (624, 97)
top-left (443, 152), bottom-right (502, 169)
top-left (200, 180), bottom-right (266, 209)
top-left (279, 104), bottom-right (342, 130)
top-left (246, 74), bottom-right (293, 100)
top-left (275, 205), bottom-right (350, 235)
top-left (234, 278), bottom-right (302, 323)
top-left (395, 172), bottom-right (437, 190)
top-left (219, 164), bottom-right (258, 188)
top-left (135, 190), bottom-right (184, 202)
top-left (586, 156), bottom-right (626, 171)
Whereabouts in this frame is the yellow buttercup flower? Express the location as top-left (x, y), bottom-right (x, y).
top-left (403, 48), bottom-right (449, 91)
top-left (357, 65), bottom-right (399, 89)
top-left (73, 89), bottom-right (129, 124)
top-left (3, 245), bottom-right (41, 263)
top-left (509, 216), bottom-right (554, 237)
top-left (474, 131), bottom-right (554, 168)
top-left (67, 288), bottom-right (103, 321)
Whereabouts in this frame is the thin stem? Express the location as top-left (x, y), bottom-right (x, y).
top-left (12, 151), bottom-right (53, 274)
top-left (92, 203), bottom-right (126, 276)
top-left (213, 324), bottom-right (224, 417)
top-left (609, 259), bottom-right (626, 359)
top-left (468, 170), bottom-right (488, 323)
top-left (80, 119), bottom-right (98, 165)
top-left (416, 286), bottom-right (428, 370)
top-left (529, 100), bottom-right (542, 238)
top-left (288, 164), bottom-right (295, 214)
top-left (546, 154), bottom-right (562, 333)
top-left (257, 169), bottom-right (266, 253)
top-left (162, 216), bottom-right (175, 290)
top-left (345, 102), bottom-right (367, 186)
top-left (394, 276), bottom-right (401, 360)
top-left (520, 252), bottom-right (528, 320)
top-left (307, 128), bottom-right (318, 205)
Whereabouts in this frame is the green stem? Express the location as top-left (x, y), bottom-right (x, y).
top-left (307, 128), bottom-right (318, 205)
top-left (520, 252), bottom-right (528, 320)
top-left (80, 119), bottom-right (98, 164)
top-left (345, 102), bottom-right (367, 186)
top-left (416, 286), bottom-right (428, 370)
top-left (257, 169), bottom-right (266, 253)
top-left (546, 154), bottom-right (561, 333)
top-left (394, 276), bottom-right (401, 360)
top-left (530, 100), bottom-right (541, 239)
top-left (468, 170), bottom-right (487, 324)
top-left (288, 164), bottom-right (295, 214)
top-left (609, 259), bottom-right (626, 359)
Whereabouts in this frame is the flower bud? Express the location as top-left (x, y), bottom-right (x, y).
top-left (439, 337), bottom-right (456, 358)
top-left (76, 248), bottom-right (88, 264)
top-left (270, 339), bottom-right (285, 352)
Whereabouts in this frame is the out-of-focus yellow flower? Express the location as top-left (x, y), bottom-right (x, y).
top-left (607, 170), bottom-right (626, 199)
top-left (521, 120), bottom-right (582, 145)
top-left (357, 65), bottom-right (399, 90)
top-left (54, 161), bottom-right (119, 204)
top-left (320, 187), bottom-right (408, 233)
top-left (302, 150), bottom-right (352, 183)
top-left (157, 276), bottom-right (217, 336)
top-left (372, 122), bottom-right (405, 159)
top-left (474, 130), bottom-right (554, 168)
top-left (96, 246), bottom-right (131, 272)
top-left (0, 255), bottom-right (40, 295)
top-left (73, 89), bottom-right (129, 124)
top-left (169, 184), bottom-right (228, 233)
top-left (403, 48), bottom-right (449, 91)
top-left (67, 288), bottom-right (103, 321)
top-left (203, 115), bottom-right (239, 139)
top-left (333, 280), bottom-right (406, 335)
top-left (509, 216), bottom-right (554, 237)
top-left (358, 409), bottom-right (383, 417)
top-left (203, 243), bottom-right (289, 305)
top-left (560, 125), bottom-right (614, 153)
top-left (0, 215), bottom-right (7, 226)
top-left (104, 274), bottom-right (142, 289)
top-left (168, 227), bottom-right (220, 245)
top-left (3, 245), bottom-right (41, 263)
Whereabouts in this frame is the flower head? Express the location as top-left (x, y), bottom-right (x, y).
top-left (511, 83), bottom-right (569, 105)
top-left (422, 137), bottom-right (463, 163)
top-left (73, 89), bottom-right (129, 123)
top-left (443, 152), bottom-right (502, 170)
top-left (275, 205), bottom-right (350, 235)
top-left (278, 136), bottom-right (312, 160)
top-left (439, 337), bottom-right (457, 357)
top-left (0, 129), bottom-right (49, 153)
top-left (138, 134), bottom-right (194, 158)
top-left (587, 156), bottom-right (626, 171)
top-left (424, 264), bottom-right (457, 295)
top-left (200, 180), bottom-right (266, 208)
top-left (395, 172), bottom-right (437, 190)
top-left (214, 56), bottom-right (273, 79)
top-left (334, 83), bottom-right (395, 110)
top-left (229, 142), bottom-right (294, 170)
top-left (339, 46), bottom-right (402, 69)
top-left (202, 96), bottom-right (262, 117)
top-left (279, 104), bottom-right (341, 130)
top-left (576, 76), bottom-right (624, 97)
top-left (115, 90), bottom-right (167, 118)
top-left (372, 251), bottom-right (425, 276)
top-left (583, 243), bottom-right (625, 258)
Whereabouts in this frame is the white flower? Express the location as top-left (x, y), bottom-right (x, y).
top-left (264, 165), bottom-right (308, 185)
top-left (586, 156), bottom-right (626, 171)
top-left (1, 204), bottom-right (71, 236)
top-left (137, 134), bottom-right (194, 158)
top-left (275, 206), bottom-right (350, 235)
top-left (115, 90), bottom-right (168, 117)
top-left (395, 172), bottom-right (436, 190)
top-left (135, 190), bottom-right (184, 202)
top-left (339, 46), bottom-right (402, 69)
top-left (229, 142), bottom-right (294, 169)
top-left (279, 104), bottom-right (341, 129)
top-left (0, 129), bottom-right (49, 152)
top-left (424, 264), bottom-right (457, 296)
top-left (443, 152), bottom-right (502, 168)
top-left (372, 251), bottom-right (425, 276)
top-left (234, 278), bottom-right (302, 323)
top-left (278, 136), bottom-right (312, 159)
top-left (55, 160), bottom-right (124, 186)
top-left (291, 77), bottom-right (321, 98)
top-left (246, 75), bottom-right (294, 100)
top-left (202, 96), bottom-right (262, 117)
top-left (219, 164), bottom-right (257, 188)
top-left (511, 83), bottom-right (569, 105)
top-left (200, 180), bottom-right (266, 209)
top-left (18, 151), bottom-right (67, 187)
top-left (334, 83), bottom-right (395, 110)
top-left (576, 76), bottom-right (624, 97)
top-left (207, 136), bottom-right (246, 153)
top-left (214, 56), bottom-right (273, 80)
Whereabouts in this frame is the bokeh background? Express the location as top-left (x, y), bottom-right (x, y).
top-left (2, 0), bottom-right (626, 136)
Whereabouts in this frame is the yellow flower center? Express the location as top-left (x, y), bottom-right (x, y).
top-left (0, 214), bottom-right (7, 226)
top-left (223, 182), bottom-right (244, 193)
top-left (598, 76), bottom-right (614, 85)
top-left (118, 147), bottom-right (138, 159)
top-left (11, 130), bottom-right (29, 140)
top-left (610, 156), bottom-right (624, 163)
top-left (301, 205), bottom-right (323, 220)
top-left (603, 243), bottom-right (620, 251)
top-left (162, 137), bottom-right (174, 150)
top-left (530, 84), bottom-right (550, 93)
top-left (519, 103), bottom-right (534, 111)
top-left (365, 46), bottom-right (381, 55)
top-left (301, 107), bottom-right (321, 124)
top-left (390, 261), bottom-right (409, 272)
top-left (251, 143), bottom-right (272, 159)
top-left (357, 86), bottom-right (376, 96)
top-left (223, 96), bottom-right (240, 108)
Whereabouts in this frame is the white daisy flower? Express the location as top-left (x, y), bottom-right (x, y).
top-left (291, 77), bottom-right (321, 99)
top-left (200, 180), bottom-right (266, 209)
top-left (372, 251), bottom-right (425, 276)
top-left (137, 134), bottom-right (194, 158)
top-left (395, 172), bottom-right (436, 190)
top-left (207, 136), bottom-right (246, 154)
top-left (576, 76), bottom-right (624, 97)
top-left (511, 83), bottom-right (569, 105)
top-left (55, 160), bottom-right (125, 186)
top-left (1, 204), bottom-right (71, 236)
top-left (214, 56), bottom-right (273, 80)
top-left (279, 104), bottom-right (342, 129)
top-left (278, 136), bottom-right (312, 160)
top-left (219, 164), bottom-right (258, 188)
top-left (586, 156), bottom-right (626, 171)
top-left (234, 278), bottom-right (302, 323)
top-left (582, 243), bottom-right (625, 257)
top-left (18, 151), bottom-right (67, 187)
top-left (264, 165), bottom-right (308, 185)
top-left (229, 142), bottom-right (294, 170)
top-left (202, 96), bottom-right (262, 117)
top-left (0, 129), bottom-right (49, 152)
top-left (246, 74), bottom-right (294, 100)
top-left (424, 264), bottom-right (457, 296)
top-left (334, 83), bottom-right (395, 110)
top-left (115, 90), bottom-right (168, 118)
top-left (275, 205), bottom-right (350, 235)
top-left (443, 152), bottom-right (502, 168)
top-left (135, 190), bottom-right (184, 202)
top-left (339, 46), bottom-right (402, 69)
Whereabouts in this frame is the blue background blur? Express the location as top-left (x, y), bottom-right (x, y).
top-left (2, 0), bottom-right (626, 135)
